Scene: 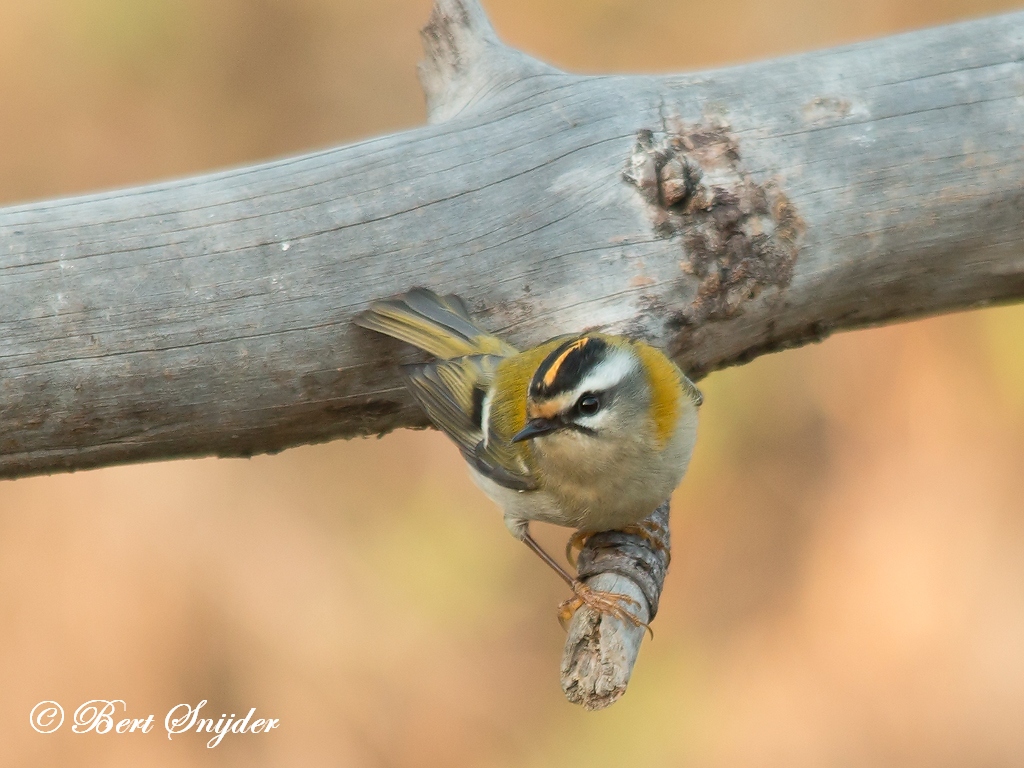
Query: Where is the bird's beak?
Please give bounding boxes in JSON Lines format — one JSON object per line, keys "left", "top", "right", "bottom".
{"left": 511, "top": 417, "right": 558, "bottom": 443}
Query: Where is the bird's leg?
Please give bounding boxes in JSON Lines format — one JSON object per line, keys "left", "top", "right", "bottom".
{"left": 565, "top": 515, "right": 672, "bottom": 569}
{"left": 521, "top": 529, "right": 648, "bottom": 633}
{"left": 521, "top": 529, "right": 576, "bottom": 587}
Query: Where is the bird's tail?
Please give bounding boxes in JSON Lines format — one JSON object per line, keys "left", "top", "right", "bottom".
{"left": 353, "top": 288, "right": 516, "bottom": 359}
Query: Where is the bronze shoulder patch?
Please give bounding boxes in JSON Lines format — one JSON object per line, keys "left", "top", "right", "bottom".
{"left": 632, "top": 342, "right": 683, "bottom": 447}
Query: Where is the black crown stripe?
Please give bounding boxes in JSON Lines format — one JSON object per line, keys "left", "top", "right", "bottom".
{"left": 530, "top": 336, "right": 608, "bottom": 398}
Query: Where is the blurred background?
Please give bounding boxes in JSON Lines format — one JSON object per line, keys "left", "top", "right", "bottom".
{"left": 2, "top": 0, "right": 1024, "bottom": 765}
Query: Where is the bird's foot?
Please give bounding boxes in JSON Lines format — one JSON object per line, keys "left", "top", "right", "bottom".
{"left": 558, "top": 581, "right": 652, "bottom": 638}
{"left": 564, "top": 530, "right": 592, "bottom": 568}
{"left": 565, "top": 518, "right": 671, "bottom": 569}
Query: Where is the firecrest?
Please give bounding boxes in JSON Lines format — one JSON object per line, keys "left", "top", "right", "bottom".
{"left": 355, "top": 289, "right": 701, "bottom": 627}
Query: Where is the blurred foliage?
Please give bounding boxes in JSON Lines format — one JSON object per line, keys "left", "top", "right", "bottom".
{"left": 980, "top": 304, "right": 1024, "bottom": 416}
{"left": 1, "top": 0, "right": 1024, "bottom": 766}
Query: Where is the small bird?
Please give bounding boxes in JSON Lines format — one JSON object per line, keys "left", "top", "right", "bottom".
{"left": 355, "top": 289, "right": 701, "bottom": 627}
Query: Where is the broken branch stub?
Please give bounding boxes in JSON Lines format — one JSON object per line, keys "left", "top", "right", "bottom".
{"left": 418, "top": 0, "right": 558, "bottom": 122}
{"left": 560, "top": 502, "right": 671, "bottom": 710}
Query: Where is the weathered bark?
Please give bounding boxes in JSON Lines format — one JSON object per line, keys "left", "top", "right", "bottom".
{"left": 1, "top": 1, "right": 1022, "bottom": 478}
{"left": 2, "top": 0, "right": 1023, "bottom": 708}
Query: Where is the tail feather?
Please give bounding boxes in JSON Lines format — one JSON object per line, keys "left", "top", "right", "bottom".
{"left": 354, "top": 288, "right": 515, "bottom": 359}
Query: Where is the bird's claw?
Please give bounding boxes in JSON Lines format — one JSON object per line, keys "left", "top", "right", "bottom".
{"left": 565, "top": 519, "right": 671, "bottom": 569}
{"left": 558, "top": 581, "right": 652, "bottom": 638}
{"left": 564, "top": 530, "right": 592, "bottom": 568}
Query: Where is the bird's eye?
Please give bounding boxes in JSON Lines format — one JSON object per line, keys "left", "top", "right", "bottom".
{"left": 576, "top": 394, "right": 601, "bottom": 416}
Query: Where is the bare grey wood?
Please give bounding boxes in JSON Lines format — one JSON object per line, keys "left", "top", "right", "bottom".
{"left": 561, "top": 572, "right": 649, "bottom": 708}
{"left": 2, "top": 1, "right": 1023, "bottom": 479}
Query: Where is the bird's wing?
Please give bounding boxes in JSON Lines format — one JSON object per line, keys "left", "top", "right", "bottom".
{"left": 354, "top": 288, "right": 517, "bottom": 359}
{"left": 402, "top": 355, "right": 537, "bottom": 491}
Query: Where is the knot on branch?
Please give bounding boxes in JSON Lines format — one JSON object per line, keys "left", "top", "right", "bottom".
{"left": 623, "top": 119, "right": 806, "bottom": 331}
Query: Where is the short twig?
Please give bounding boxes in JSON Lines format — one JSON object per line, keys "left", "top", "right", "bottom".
{"left": 559, "top": 502, "right": 671, "bottom": 709}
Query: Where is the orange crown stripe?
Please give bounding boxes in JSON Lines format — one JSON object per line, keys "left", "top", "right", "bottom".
{"left": 542, "top": 337, "right": 589, "bottom": 387}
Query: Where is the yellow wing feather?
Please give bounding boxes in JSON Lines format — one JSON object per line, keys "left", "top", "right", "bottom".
{"left": 353, "top": 288, "right": 516, "bottom": 359}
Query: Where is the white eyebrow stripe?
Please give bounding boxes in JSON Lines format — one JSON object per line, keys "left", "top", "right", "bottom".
{"left": 566, "top": 351, "right": 637, "bottom": 400}
{"left": 481, "top": 386, "right": 495, "bottom": 448}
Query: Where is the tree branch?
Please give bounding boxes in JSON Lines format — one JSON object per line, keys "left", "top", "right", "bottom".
{"left": 2, "top": 1, "right": 1022, "bottom": 479}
